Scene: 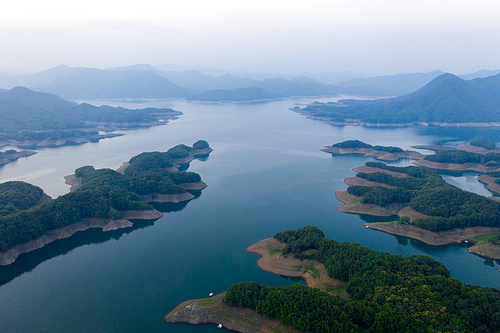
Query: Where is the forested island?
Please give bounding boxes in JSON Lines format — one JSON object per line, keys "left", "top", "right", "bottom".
{"left": 321, "top": 140, "right": 423, "bottom": 161}
{"left": 292, "top": 73, "right": 500, "bottom": 126}
{"left": 0, "top": 140, "right": 211, "bottom": 265}
{"left": 165, "top": 226, "right": 500, "bottom": 332}
{"left": 0, "top": 149, "right": 37, "bottom": 166}
{"left": 0, "top": 86, "right": 181, "bottom": 148}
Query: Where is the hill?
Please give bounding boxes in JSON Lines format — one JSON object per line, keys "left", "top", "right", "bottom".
{"left": 0, "top": 87, "right": 181, "bottom": 147}
{"left": 186, "top": 87, "right": 280, "bottom": 102}
{"left": 337, "top": 70, "right": 445, "bottom": 96}
{"left": 296, "top": 73, "right": 500, "bottom": 125}
{"left": 32, "top": 68, "right": 191, "bottom": 99}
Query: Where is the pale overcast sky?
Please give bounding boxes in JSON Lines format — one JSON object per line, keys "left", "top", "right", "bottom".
{"left": 1, "top": 0, "right": 500, "bottom": 75}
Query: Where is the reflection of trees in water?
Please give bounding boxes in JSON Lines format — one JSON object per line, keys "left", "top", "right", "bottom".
{"left": 0, "top": 191, "right": 202, "bottom": 287}
{"left": 358, "top": 214, "right": 398, "bottom": 223}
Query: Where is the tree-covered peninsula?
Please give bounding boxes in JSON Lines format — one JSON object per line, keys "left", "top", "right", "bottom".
{"left": 166, "top": 226, "right": 500, "bottom": 333}
{"left": 0, "top": 141, "right": 211, "bottom": 265}
{"left": 0, "top": 86, "right": 182, "bottom": 148}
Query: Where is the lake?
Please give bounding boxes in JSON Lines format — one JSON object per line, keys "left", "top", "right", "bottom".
{"left": 1, "top": 98, "right": 499, "bottom": 332}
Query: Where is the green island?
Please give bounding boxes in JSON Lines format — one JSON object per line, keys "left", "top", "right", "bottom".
{"left": 321, "top": 140, "right": 424, "bottom": 161}
{"left": 0, "top": 86, "right": 182, "bottom": 148}
{"left": 0, "top": 140, "right": 211, "bottom": 266}
{"left": 291, "top": 73, "right": 500, "bottom": 126}
{"left": 165, "top": 225, "right": 500, "bottom": 332}
{"left": 0, "top": 149, "right": 37, "bottom": 166}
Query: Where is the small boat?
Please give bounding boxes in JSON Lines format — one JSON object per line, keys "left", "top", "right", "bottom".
{"left": 464, "top": 240, "right": 468, "bottom": 243}
{"left": 365, "top": 225, "right": 369, "bottom": 229}
{"left": 209, "top": 293, "right": 214, "bottom": 297}
{"left": 218, "top": 323, "right": 223, "bottom": 329}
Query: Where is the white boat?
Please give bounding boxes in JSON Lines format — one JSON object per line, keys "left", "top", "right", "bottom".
{"left": 218, "top": 323, "right": 223, "bottom": 328}
{"left": 209, "top": 293, "right": 214, "bottom": 297}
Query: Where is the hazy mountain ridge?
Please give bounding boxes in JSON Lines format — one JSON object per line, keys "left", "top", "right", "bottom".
{"left": 299, "top": 73, "right": 500, "bottom": 124}
{"left": 0, "top": 65, "right": 499, "bottom": 102}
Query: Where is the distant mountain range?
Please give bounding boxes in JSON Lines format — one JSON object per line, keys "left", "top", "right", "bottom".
{"left": 0, "top": 65, "right": 499, "bottom": 102}
{"left": 295, "top": 73, "right": 500, "bottom": 125}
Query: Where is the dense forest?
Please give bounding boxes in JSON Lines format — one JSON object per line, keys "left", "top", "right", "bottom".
{"left": 423, "top": 149, "right": 500, "bottom": 166}
{"left": 330, "top": 140, "right": 404, "bottom": 153}
{"left": 0, "top": 141, "right": 209, "bottom": 252}
{"left": 224, "top": 225, "right": 500, "bottom": 333}
{"left": 346, "top": 162, "right": 500, "bottom": 231}
{"left": 470, "top": 139, "right": 496, "bottom": 150}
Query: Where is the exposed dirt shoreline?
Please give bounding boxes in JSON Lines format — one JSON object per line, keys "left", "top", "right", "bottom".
{"left": 0, "top": 209, "right": 163, "bottom": 266}
{"left": 164, "top": 237, "right": 348, "bottom": 332}
{"left": 321, "top": 146, "right": 424, "bottom": 161}
{"left": 336, "top": 167, "right": 500, "bottom": 259}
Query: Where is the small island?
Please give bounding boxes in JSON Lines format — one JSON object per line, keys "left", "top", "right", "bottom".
{"left": 321, "top": 140, "right": 424, "bottom": 161}
{"left": 165, "top": 225, "right": 500, "bottom": 333}
{"left": 0, "top": 140, "right": 211, "bottom": 266}
{"left": 0, "top": 149, "right": 37, "bottom": 166}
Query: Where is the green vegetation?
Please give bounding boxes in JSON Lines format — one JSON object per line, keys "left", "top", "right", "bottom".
{"left": 225, "top": 226, "right": 500, "bottom": 333}
{"left": 297, "top": 73, "right": 500, "bottom": 124}
{"left": 0, "top": 141, "right": 209, "bottom": 253}
{"left": 347, "top": 162, "right": 500, "bottom": 232}
{"left": 331, "top": 140, "right": 404, "bottom": 153}
{"left": 0, "top": 86, "right": 180, "bottom": 143}
{"left": 192, "top": 140, "right": 209, "bottom": 150}
{"left": 0, "top": 181, "right": 45, "bottom": 217}
{"left": 470, "top": 139, "right": 496, "bottom": 150}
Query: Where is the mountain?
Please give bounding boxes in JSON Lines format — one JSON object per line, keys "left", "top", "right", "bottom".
{"left": 337, "top": 70, "right": 445, "bottom": 96}
{"left": 459, "top": 69, "right": 500, "bottom": 80}
{"left": 295, "top": 71, "right": 367, "bottom": 85}
{"left": 32, "top": 69, "right": 191, "bottom": 100}
{"left": 0, "top": 65, "right": 85, "bottom": 90}
{"left": 298, "top": 73, "right": 500, "bottom": 124}
{"left": 158, "top": 71, "right": 258, "bottom": 92}
{"left": 253, "top": 78, "right": 340, "bottom": 97}
{"left": 186, "top": 87, "right": 280, "bottom": 102}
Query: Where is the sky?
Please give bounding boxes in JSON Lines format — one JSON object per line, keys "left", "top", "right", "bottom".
{"left": 1, "top": 0, "right": 500, "bottom": 75}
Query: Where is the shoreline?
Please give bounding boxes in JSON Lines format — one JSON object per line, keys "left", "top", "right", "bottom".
{"left": 366, "top": 222, "right": 500, "bottom": 246}
{"left": 164, "top": 237, "right": 348, "bottom": 332}
{"left": 164, "top": 292, "right": 303, "bottom": 333}
{"left": 291, "top": 109, "right": 500, "bottom": 127}
{"left": 321, "top": 146, "right": 424, "bottom": 161}
{"left": 0, "top": 209, "right": 163, "bottom": 266}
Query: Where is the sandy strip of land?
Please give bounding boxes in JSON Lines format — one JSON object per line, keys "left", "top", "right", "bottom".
{"left": 366, "top": 222, "right": 500, "bottom": 247}
{"left": 413, "top": 159, "right": 494, "bottom": 173}
{"left": 320, "top": 146, "right": 423, "bottom": 161}
{"left": 0, "top": 209, "right": 163, "bottom": 266}
{"left": 344, "top": 176, "right": 395, "bottom": 188}
{"left": 477, "top": 175, "right": 500, "bottom": 195}
{"left": 458, "top": 144, "right": 500, "bottom": 154}
{"left": 64, "top": 174, "right": 82, "bottom": 192}
{"left": 172, "top": 147, "right": 214, "bottom": 164}
{"left": 468, "top": 242, "right": 500, "bottom": 260}
{"left": 352, "top": 165, "right": 409, "bottom": 177}
{"left": 164, "top": 237, "right": 348, "bottom": 333}
{"left": 247, "top": 238, "right": 347, "bottom": 295}
{"left": 336, "top": 190, "right": 403, "bottom": 217}
{"left": 164, "top": 293, "right": 303, "bottom": 333}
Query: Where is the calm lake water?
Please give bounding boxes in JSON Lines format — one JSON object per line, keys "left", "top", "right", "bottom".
{"left": 1, "top": 98, "right": 500, "bottom": 333}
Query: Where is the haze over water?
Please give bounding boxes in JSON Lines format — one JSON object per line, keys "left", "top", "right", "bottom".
{"left": 1, "top": 98, "right": 499, "bottom": 332}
